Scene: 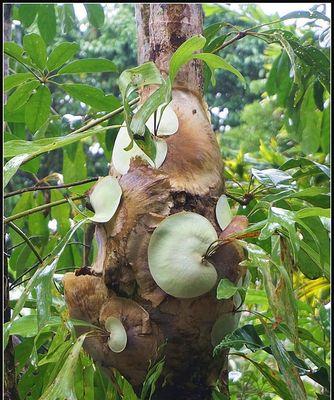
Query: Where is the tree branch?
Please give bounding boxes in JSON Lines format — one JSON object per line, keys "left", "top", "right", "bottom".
{"left": 7, "top": 222, "right": 43, "bottom": 263}
{"left": 211, "top": 31, "right": 248, "bottom": 54}
{"left": 4, "top": 195, "right": 85, "bottom": 224}
{"left": 4, "top": 177, "right": 99, "bottom": 198}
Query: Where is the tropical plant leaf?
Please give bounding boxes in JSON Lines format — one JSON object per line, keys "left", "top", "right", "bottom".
{"left": 25, "top": 85, "right": 51, "bottom": 133}
{"left": 58, "top": 58, "right": 117, "bottom": 74}
{"left": 47, "top": 42, "right": 80, "bottom": 71}
{"left": 23, "top": 33, "right": 47, "bottom": 70}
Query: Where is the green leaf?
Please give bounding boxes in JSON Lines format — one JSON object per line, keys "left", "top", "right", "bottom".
{"left": 37, "top": 5, "right": 57, "bottom": 44}
{"left": 6, "top": 80, "right": 40, "bottom": 112}
{"left": 203, "top": 22, "right": 225, "bottom": 42}
{"left": 281, "top": 10, "right": 330, "bottom": 23}
{"left": 4, "top": 104, "right": 26, "bottom": 123}
{"left": 280, "top": 30, "right": 329, "bottom": 91}
{"left": 266, "top": 54, "right": 280, "bottom": 96}
{"left": 296, "top": 207, "right": 330, "bottom": 219}
{"left": 61, "top": 83, "right": 120, "bottom": 111}
{"left": 276, "top": 51, "right": 292, "bottom": 107}
{"left": 140, "top": 358, "right": 165, "bottom": 400}
{"left": 214, "top": 324, "right": 267, "bottom": 354}
{"left": 4, "top": 72, "right": 35, "bottom": 92}
{"left": 84, "top": 4, "right": 105, "bottom": 28}
{"left": 260, "top": 207, "right": 300, "bottom": 258}
{"left": 244, "top": 358, "right": 294, "bottom": 400}
{"left": 4, "top": 41, "right": 32, "bottom": 66}
{"left": 5, "top": 315, "right": 38, "bottom": 337}
{"left": 62, "top": 4, "right": 76, "bottom": 33}
{"left": 4, "top": 125, "right": 117, "bottom": 186}
{"left": 321, "top": 105, "right": 330, "bottom": 153}
{"left": 194, "top": 53, "right": 245, "bottom": 86}
{"left": 262, "top": 321, "right": 307, "bottom": 400}
{"left": 46, "top": 42, "right": 80, "bottom": 71}
{"left": 58, "top": 58, "right": 117, "bottom": 74}
{"left": 119, "top": 62, "right": 163, "bottom": 99}
{"left": 5, "top": 125, "right": 117, "bottom": 159}
{"left": 169, "top": 35, "right": 206, "bottom": 83}
{"left": 18, "top": 4, "right": 39, "bottom": 27}
{"left": 204, "top": 34, "right": 228, "bottom": 53}
{"left": 39, "top": 334, "right": 88, "bottom": 400}
{"left": 280, "top": 157, "right": 330, "bottom": 177}
{"left": 134, "top": 128, "right": 157, "bottom": 161}
{"left": 130, "top": 85, "right": 168, "bottom": 136}
{"left": 23, "top": 33, "right": 47, "bottom": 70}
{"left": 4, "top": 219, "right": 88, "bottom": 346}
{"left": 313, "top": 80, "right": 325, "bottom": 111}
{"left": 252, "top": 168, "right": 292, "bottom": 187}
{"left": 25, "top": 85, "right": 51, "bottom": 133}
{"left": 217, "top": 278, "right": 239, "bottom": 300}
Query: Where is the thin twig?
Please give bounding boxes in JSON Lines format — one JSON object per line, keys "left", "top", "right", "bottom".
{"left": 7, "top": 222, "right": 43, "bottom": 263}
{"left": 9, "top": 254, "right": 50, "bottom": 290}
{"left": 5, "top": 177, "right": 98, "bottom": 198}
{"left": 4, "top": 195, "right": 85, "bottom": 224}
{"left": 4, "top": 51, "right": 42, "bottom": 82}
{"left": 225, "top": 191, "right": 254, "bottom": 206}
{"left": 212, "top": 30, "right": 248, "bottom": 54}
{"left": 66, "top": 96, "right": 139, "bottom": 135}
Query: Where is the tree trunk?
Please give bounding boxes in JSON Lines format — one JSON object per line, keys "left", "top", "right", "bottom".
{"left": 64, "top": 4, "right": 246, "bottom": 399}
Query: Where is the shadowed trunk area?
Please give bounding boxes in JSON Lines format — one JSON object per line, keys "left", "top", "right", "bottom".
{"left": 64, "top": 4, "right": 246, "bottom": 399}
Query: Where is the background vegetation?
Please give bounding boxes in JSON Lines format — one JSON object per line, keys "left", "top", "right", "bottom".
{"left": 4, "top": 3, "right": 330, "bottom": 399}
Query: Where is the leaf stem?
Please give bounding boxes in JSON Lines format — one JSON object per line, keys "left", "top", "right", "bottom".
{"left": 5, "top": 177, "right": 98, "bottom": 198}
{"left": 225, "top": 191, "right": 254, "bottom": 206}
{"left": 4, "top": 195, "right": 85, "bottom": 224}
{"left": 7, "top": 222, "right": 43, "bottom": 263}
{"left": 4, "top": 51, "right": 42, "bottom": 82}
{"left": 211, "top": 30, "right": 248, "bottom": 54}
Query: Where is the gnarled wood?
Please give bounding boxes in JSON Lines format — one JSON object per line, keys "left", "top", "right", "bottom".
{"left": 64, "top": 4, "right": 246, "bottom": 399}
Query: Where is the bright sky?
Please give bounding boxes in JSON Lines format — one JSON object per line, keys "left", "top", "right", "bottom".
{"left": 73, "top": 3, "right": 331, "bottom": 20}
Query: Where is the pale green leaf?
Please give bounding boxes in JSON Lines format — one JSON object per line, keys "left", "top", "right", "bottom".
{"left": 169, "top": 35, "right": 206, "bottom": 83}
{"left": 58, "top": 58, "right": 117, "bottom": 74}
{"left": 37, "top": 4, "right": 57, "bottom": 44}
{"left": 23, "top": 33, "right": 47, "bottom": 70}
{"left": 84, "top": 4, "right": 105, "bottom": 28}
{"left": 193, "top": 53, "right": 246, "bottom": 85}
{"left": 61, "top": 83, "right": 120, "bottom": 111}
{"left": 25, "top": 85, "right": 51, "bottom": 133}
{"left": 6, "top": 80, "right": 40, "bottom": 112}
{"left": 47, "top": 42, "right": 80, "bottom": 71}
{"left": 4, "top": 73, "right": 35, "bottom": 92}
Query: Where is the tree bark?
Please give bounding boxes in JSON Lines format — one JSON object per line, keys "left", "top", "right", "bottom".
{"left": 64, "top": 4, "right": 246, "bottom": 399}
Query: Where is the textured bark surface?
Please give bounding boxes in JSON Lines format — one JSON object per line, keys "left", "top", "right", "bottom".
{"left": 64, "top": 4, "right": 246, "bottom": 399}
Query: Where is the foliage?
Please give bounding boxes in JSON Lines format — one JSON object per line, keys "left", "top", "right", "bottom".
{"left": 3, "top": 3, "right": 330, "bottom": 400}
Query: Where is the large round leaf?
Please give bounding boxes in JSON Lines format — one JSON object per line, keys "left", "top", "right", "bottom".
{"left": 148, "top": 212, "right": 218, "bottom": 298}
{"left": 215, "top": 194, "right": 233, "bottom": 231}
{"left": 112, "top": 126, "right": 167, "bottom": 174}
{"left": 89, "top": 176, "right": 122, "bottom": 223}
{"left": 105, "top": 316, "right": 127, "bottom": 353}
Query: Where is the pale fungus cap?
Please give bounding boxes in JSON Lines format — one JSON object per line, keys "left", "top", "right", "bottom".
{"left": 215, "top": 194, "right": 233, "bottom": 231}
{"left": 148, "top": 212, "right": 219, "bottom": 298}
{"left": 105, "top": 316, "right": 127, "bottom": 353}
{"left": 88, "top": 176, "right": 122, "bottom": 223}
